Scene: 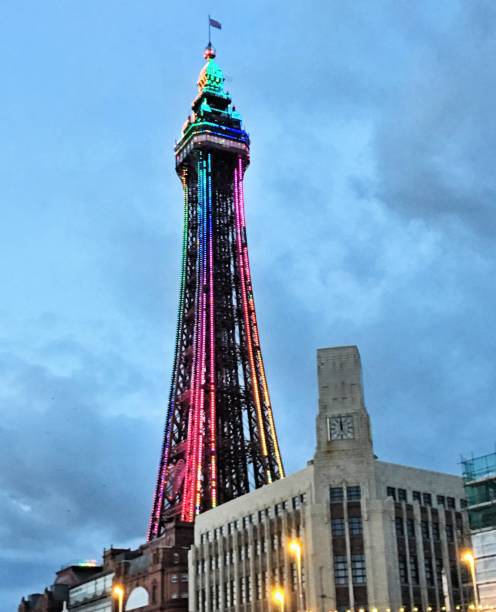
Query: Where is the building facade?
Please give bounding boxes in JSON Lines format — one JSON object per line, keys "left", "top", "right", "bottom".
{"left": 114, "top": 523, "right": 193, "bottom": 612}
{"left": 461, "top": 451, "right": 496, "bottom": 607}
{"left": 189, "top": 346, "right": 471, "bottom": 612}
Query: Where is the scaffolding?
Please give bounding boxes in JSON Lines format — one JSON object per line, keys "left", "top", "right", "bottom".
{"left": 461, "top": 449, "right": 496, "bottom": 607}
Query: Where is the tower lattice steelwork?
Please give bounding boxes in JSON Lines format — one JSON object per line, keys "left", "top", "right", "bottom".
{"left": 148, "top": 45, "right": 284, "bottom": 540}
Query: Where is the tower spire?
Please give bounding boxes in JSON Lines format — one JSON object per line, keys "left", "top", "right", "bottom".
{"left": 147, "top": 49, "right": 284, "bottom": 540}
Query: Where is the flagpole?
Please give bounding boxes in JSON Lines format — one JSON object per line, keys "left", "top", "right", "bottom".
{"left": 208, "top": 14, "right": 211, "bottom": 45}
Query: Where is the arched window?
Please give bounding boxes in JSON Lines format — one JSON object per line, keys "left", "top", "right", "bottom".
{"left": 152, "top": 582, "right": 157, "bottom": 604}
{"left": 125, "top": 586, "right": 149, "bottom": 610}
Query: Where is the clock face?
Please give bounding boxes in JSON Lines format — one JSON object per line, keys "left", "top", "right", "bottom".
{"left": 328, "top": 415, "right": 354, "bottom": 440}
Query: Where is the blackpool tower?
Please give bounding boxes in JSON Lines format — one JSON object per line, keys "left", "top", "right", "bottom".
{"left": 148, "top": 45, "right": 285, "bottom": 540}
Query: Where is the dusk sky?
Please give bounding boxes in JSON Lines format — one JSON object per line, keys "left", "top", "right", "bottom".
{"left": 2, "top": 1, "right": 496, "bottom": 609}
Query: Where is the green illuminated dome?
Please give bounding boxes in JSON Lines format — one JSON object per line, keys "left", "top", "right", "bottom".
{"left": 197, "top": 44, "right": 227, "bottom": 98}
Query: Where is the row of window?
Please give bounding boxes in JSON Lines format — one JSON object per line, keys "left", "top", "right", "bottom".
{"left": 331, "top": 516, "right": 363, "bottom": 537}
{"left": 200, "top": 494, "right": 307, "bottom": 543}
{"left": 387, "top": 487, "right": 466, "bottom": 509}
{"left": 197, "top": 566, "right": 302, "bottom": 611}
{"left": 398, "top": 554, "right": 461, "bottom": 588}
{"left": 334, "top": 554, "right": 367, "bottom": 585}
{"left": 395, "top": 517, "right": 463, "bottom": 542}
{"left": 198, "top": 530, "right": 301, "bottom": 572}
{"left": 330, "top": 486, "right": 361, "bottom": 502}
{"left": 170, "top": 574, "right": 188, "bottom": 583}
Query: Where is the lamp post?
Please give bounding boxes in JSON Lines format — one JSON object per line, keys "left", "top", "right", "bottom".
{"left": 461, "top": 550, "right": 480, "bottom": 610}
{"left": 289, "top": 539, "right": 304, "bottom": 611}
{"left": 272, "top": 587, "right": 285, "bottom": 612}
{"left": 112, "top": 584, "right": 124, "bottom": 612}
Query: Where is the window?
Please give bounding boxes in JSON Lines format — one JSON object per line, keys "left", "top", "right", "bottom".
{"left": 432, "top": 522, "right": 440, "bottom": 540}
{"left": 460, "top": 498, "right": 468, "bottom": 509}
{"left": 180, "top": 574, "right": 188, "bottom": 582}
{"left": 437, "top": 495, "right": 446, "bottom": 507}
{"left": 271, "top": 534, "right": 278, "bottom": 551}
{"left": 435, "top": 558, "right": 443, "bottom": 583}
{"left": 258, "top": 509, "right": 269, "bottom": 522}
{"left": 450, "top": 563, "right": 459, "bottom": 588}
{"left": 398, "top": 488, "right": 407, "bottom": 502}
{"left": 331, "top": 518, "right": 345, "bottom": 537}
{"left": 292, "top": 495, "right": 301, "bottom": 510}
{"left": 446, "top": 524, "right": 454, "bottom": 542}
{"left": 413, "top": 491, "right": 421, "bottom": 503}
{"left": 347, "top": 486, "right": 361, "bottom": 501}
{"left": 407, "top": 518, "right": 415, "bottom": 538}
{"left": 421, "top": 520, "right": 430, "bottom": 539}
{"left": 330, "top": 487, "right": 344, "bottom": 502}
{"left": 171, "top": 575, "right": 178, "bottom": 583}
{"left": 351, "top": 554, "right": 366, "bottom": 585}
{"left": 395, "top": 517, "right": 405, "bottom": 536}
{"left": 334, "top": 555, "right": 348, "bottom": 585}
{"left": 425, "top": 558, "right": 434, "bottom": 585}
{"left": 349, "top": 517, "right": 363, "bottom": 535}
{"left": 447, "top": 496, "right": 456, "bottom": 509}
{"left": 387, "top": 486, "right": 397, "bottom": 500}
{"left": 423, "top": 492, "right": 432, "bottom": 506}
{"left": 410, "top": 556, "right": 419, "bottom": 585}
{"left": 152, "top": 582, "right": 157, "bottom": 605}
{"left": 239, "top": 577, "right": 245, "bottom": 604}
{"left": 274, "top": 501, "right": 286, "bottom": 516}
{"left": 247, "top": 575, "right": 252, "bottom": 602}
{"left": 256, "top": 574, "right": 262, "bottom": 600}
{"left": 399, "top": 555, "right": 408, "bottom": 584}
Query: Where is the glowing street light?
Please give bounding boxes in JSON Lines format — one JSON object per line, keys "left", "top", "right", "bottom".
{"left": 289, "top": 538, "right": 304, "bottom": 611}
{"left": 272, "top": 587, "right": 285, "bottom": 612}
{"left": 461, "top": 549, "right": 480, "bottom": 610}
{"left": 112, "top": 584, "right": 124, "bottom": 612}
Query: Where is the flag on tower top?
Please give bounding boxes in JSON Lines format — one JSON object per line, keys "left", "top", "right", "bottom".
{"left": 209, "top": 17, "right": 222, "bottom": 30}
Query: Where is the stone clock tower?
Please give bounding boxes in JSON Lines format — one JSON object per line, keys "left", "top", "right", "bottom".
{"left": 314, "top": 345, "right": 374, "bottom": 461}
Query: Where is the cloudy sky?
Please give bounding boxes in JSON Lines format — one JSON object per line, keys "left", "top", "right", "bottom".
{"left": 2, "top": 0, "right": 496, "bottom": 608}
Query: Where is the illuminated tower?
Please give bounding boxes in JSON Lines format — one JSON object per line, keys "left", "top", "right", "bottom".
{"left": 148, "top": 45, "right": 284, "bottom": 540}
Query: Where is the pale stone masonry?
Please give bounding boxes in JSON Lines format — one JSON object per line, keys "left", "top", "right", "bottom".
{"left": 189, "top": 346, "right": 471, "bottom": 612}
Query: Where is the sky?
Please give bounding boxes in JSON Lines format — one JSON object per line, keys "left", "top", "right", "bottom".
{"left": 1, "top": 0, "right": 496, "bottom": 608}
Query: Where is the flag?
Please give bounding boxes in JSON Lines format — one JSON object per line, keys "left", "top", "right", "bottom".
{"left": 209, "top": 17, "right": 222, "bottom": 30}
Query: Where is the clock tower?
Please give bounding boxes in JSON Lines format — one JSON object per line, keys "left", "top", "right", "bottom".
{"left": 314, "top": 345, "right": 374, "bottom": 461}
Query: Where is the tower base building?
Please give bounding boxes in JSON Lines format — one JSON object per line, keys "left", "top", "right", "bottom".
{"left": 189, "top": 346, "right": 472, "bottom": 612}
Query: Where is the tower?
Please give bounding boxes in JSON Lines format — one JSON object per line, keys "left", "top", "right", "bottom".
{"left": 315, "top": 345, "right": 373, "bottom": 461}
{"left": 148, "top": 45, "right": 285, "bottom": 540}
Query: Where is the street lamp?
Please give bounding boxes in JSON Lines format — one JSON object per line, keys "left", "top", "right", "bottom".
{"left": 289, "top": 538, "right": 304, "bottom": 611}
{"left": 112, "top": 584, "right": 124, "bottom": 612}
{"left": 272, "top": 587, "right": 285, "bottom": 612}
{"left": 461, "top": 549, "right": 480, "bottom": 610}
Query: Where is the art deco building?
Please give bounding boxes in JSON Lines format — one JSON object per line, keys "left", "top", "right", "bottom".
{"left": 188, "top": 346, "right": 472, "bottom": 612}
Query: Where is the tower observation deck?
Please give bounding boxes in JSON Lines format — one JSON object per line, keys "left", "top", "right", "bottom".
{"left": 148, "top": 45, "right": 285, "bottom": 540}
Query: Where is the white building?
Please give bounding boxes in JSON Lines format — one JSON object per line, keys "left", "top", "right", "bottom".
{"left": 189, "top": 346, "right": 472, "bottom": 612}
